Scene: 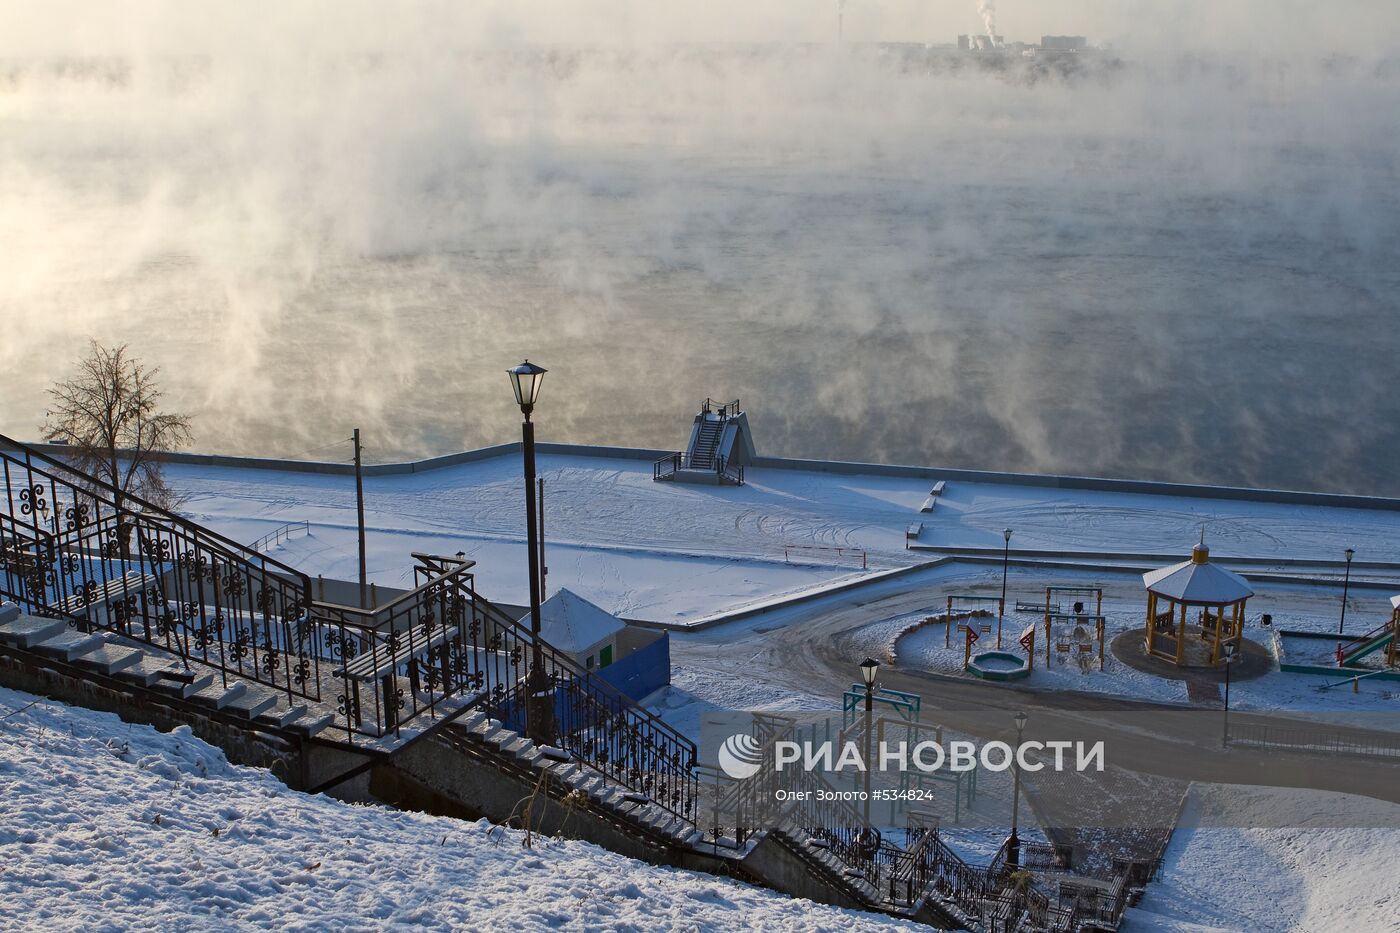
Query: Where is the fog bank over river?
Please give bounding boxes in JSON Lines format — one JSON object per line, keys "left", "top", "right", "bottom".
{"left": 2, "top": 3, "right": 1397, "bottom": 494}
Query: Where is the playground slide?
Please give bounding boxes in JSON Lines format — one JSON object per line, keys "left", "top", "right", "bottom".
{"left": 1340, "top": 626, "right": 1395, "bottom": 667}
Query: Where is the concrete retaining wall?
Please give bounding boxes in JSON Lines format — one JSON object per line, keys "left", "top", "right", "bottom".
{"left": 13, "top": 438, "right": 1400, "bottom": 513}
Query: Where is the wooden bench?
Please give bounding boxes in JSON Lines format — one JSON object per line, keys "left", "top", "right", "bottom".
{"left": 56, "top": 572, "right": 157, "bottom": 616}
{"left": 906, "top": 522, "right": 923, "bottom": 543}
{"left": 919, "top": 497, "right": 937, "bottom": 513}
{"left": 339, "top": 625, "right": 453, "bottom": 683}
{"left": 930, "top": 481, "right": 946, "bottom": 496}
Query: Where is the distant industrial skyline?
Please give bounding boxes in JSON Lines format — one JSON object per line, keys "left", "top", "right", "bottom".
{"left": 2, "top": 1, "right": 1398, "bottom": 57}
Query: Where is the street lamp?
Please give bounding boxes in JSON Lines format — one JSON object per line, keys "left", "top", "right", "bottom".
{"left": 508, "top": 360, "right": 553, "bottom": 745}
{"left": 1339, "top": 548, "right": 1355, "bottom": 636}
{"left": 999, "top": 528, "right": 1013, "bottom": 648}
{"left": 1221, "top": 640, "right": 1237, "bottom": 747}
{"left": 858, "top": 658, "right": 880, "bottom": 862}
{"left": 1009, "top": 711, "right": 1027, "bottom": 869}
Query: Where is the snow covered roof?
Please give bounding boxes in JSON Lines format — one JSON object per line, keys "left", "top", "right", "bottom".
{"left": 1391, "top": 595, "right": 1400, "bottom": 610}
{"left": 523, "top": 588, "right": 624, "bottom": 653}
{"left": 1143, "top": 544, "right": 1254, "bottom": 605}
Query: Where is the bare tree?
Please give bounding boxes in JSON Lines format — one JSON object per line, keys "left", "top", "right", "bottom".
{"left": 44, "top": 341, "right": 193, "bottom": 511}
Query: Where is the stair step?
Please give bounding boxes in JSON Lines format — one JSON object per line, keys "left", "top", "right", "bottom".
{"left": 288, "top": 711, "right": 336, "bottom": 737}
{"left": 256, "top": 704, "right": 310, "bottom": 729}
{"left": 72, "top": 644, "right": 144, "bottom": 676}
{"left": 32, "top": 629, "right": 105, "bottom": 662}
{"left": 154, "top": 667, "right": 217, "bottom": 698}
{"left": 112, "top": 657, "right": 169, "bottom": 688}
{"left": 0, "top": 613, "right": 67, "bottom": 648}
{"left": 191, "top": 680, "right": 247, "bottom": 709}
{"left": 223, "top": 689, "right": 279, "bottom": 720}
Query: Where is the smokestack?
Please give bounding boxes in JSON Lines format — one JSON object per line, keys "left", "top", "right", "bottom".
{"left": 976, "top": 0, "right": 1000, "bottom": 47}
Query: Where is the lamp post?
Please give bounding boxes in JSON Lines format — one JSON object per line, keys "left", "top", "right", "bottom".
{"left": 999, "top": 528, "right": 1013, "bottom": 648}
{"left": 508, "top": 360, "right": 553, "bottom": 745}
{"left": 1009, "top": 711, "right": 1027, "bottom": 869}
{"left": 1221, "top": 640, "right": 1236, "bottom": 747}
{"left": 858, "top": 657, "right": 880, "bottom": 863}
{"left": 1339, "top": 548, "right": 1355, "bottom": 636}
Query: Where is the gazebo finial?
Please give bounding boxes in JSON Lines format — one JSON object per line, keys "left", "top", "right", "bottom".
{"left": 1193, "top": 527, "right": 1209, "bottom": 564}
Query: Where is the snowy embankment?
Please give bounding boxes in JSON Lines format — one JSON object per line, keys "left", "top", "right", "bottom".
{"left": 0, "top": 686, "right": 917, "bottom": 932}
{"left": 1125, "top": 784, "right": 1400, "bottom": 931}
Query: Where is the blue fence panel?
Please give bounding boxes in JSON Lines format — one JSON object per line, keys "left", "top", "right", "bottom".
{"left": 598, "top": 632, "right": 670, "bottom": 702}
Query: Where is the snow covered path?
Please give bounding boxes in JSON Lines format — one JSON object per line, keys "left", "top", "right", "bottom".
{"left": 1125, "top": 784, "right": 1400, "bottom": 931}
{"left": 0, "top": 685, "right": 919, "bottom": 932}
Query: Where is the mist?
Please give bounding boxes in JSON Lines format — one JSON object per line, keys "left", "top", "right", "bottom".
{"left": 2, "top": 2, "right": 1398, "bottom": 493}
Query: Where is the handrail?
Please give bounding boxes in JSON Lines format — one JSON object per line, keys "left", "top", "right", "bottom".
{"left": 1, "top": 435, "right": 316, "bottom": 705}
{"left": 249, "top": 520, "right": 309, "bottom": 554}
{"left": 0, "top": 433, "right": 307, "bottom": 582}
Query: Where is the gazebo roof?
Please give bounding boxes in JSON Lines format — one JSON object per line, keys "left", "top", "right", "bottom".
{"left": 1391, "top": 595, "right": 1400, "bottom": 610}
{"left": 1143, "top": 544, "right": 1254, "bottom": 605}
{"left": 520, "top": 588, "right": 624, "bottom": 653}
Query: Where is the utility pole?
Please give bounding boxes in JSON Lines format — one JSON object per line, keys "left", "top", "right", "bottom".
{"left": 353, "top": 428, "right": 367, "bottom": 609}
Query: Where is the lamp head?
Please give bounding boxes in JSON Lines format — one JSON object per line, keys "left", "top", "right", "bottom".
{"left": 1014, "top": 711, "right": 1028, "bottom": 732}
{"left": 859, "top": 657, "right": 880, "bottom": 687}
{"left": 507, "top": 360, "right": 547, "bottom": 419}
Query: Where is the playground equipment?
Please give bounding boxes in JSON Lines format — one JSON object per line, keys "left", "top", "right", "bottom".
{"left": 966, "top": 650, "right": 1031, "bottom": 682}
{"left": 1143, "top": 542, "right": 1253, "bottom": 668}
{"left": 943, "top": 594, "right": 1002, "bottom": 648}
{"left": 1043, "top": 585, "right": 1105, "bottom": 670}
{"left": 1336, "top": 596, "right": 1399, "bottom": 668}
{"left": 1045, "top": 611, "right": 1107, "bottom": 671}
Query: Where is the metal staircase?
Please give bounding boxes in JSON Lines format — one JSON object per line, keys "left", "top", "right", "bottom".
{"left": 689, "top": 419, "right": 725, "bottom": 470}
{"left": 653, "top": 398, "right": 746, "bottom": 486}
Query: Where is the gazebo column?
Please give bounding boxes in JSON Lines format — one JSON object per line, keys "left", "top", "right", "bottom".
{"left": 1145, "top": 591, "right": 1157, "bottom": 655}
{"left": 1209, "top": 602, "right": 1224, "bottom": 665}
{"left": 1176, "top": 601, "right": 1187, "bottom": 665}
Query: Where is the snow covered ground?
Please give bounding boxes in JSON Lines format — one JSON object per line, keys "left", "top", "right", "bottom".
{"left": 1125, "top": 784, "right": 1400, "bottom": 931}
{"left": 0, "top": 684, "right": 922, "bottom": 932}
{"left": 919, "top": 481, "right": 1400, "bottom": 562}
{"left": 166, "top": 454, "right": 899, "bottom": 625}
{"left": 163, "top": 451, "right": 1400, "bottom": 627}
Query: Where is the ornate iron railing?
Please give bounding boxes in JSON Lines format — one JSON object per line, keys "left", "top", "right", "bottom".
{"left": 308, "top": 553, "right": 700, "bottom": 822}
{"left": 0, "top": 435, "right": 316, "bottom": 702}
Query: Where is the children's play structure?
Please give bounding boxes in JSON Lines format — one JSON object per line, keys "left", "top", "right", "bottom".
{"left": 1274, "top": 594, "right": 1400, "bottom": 683}
{"left": 1143, "top": 542, "right": 1253, "bottom": 667}
{"left": 1043, "top": 585, "right": 1106, "bottom": 671}
{"left": 943, "top": 594, "right": 1001, "bottom": 648}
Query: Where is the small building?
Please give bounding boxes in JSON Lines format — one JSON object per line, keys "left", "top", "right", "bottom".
{"left": 522, "top": 588, "right": 673, "bottom": 702}
{"left": 1143, "top": 542, "right": 1253, "bottom": 667}
{"left": 527, "top": 588, "right": 625, "bottom": 671}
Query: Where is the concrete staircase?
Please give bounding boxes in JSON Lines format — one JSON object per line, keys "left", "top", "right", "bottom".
{"left": 0, "top": 603, "right": 335, "bottom": 739}
{"left": 447, "top": 708, "right": 707, "bottom": 850}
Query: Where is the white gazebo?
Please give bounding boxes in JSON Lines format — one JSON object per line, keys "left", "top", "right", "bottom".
{"left": 523, "top": 588, "right": 625, "bottom": 671}
{"left": 1143, "top": 542, "right": 1253, "bottom": 667}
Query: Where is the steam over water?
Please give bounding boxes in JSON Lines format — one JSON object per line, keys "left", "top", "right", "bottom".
{"left": 2, "top": 17, "right": 1399, "bottom": 494}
